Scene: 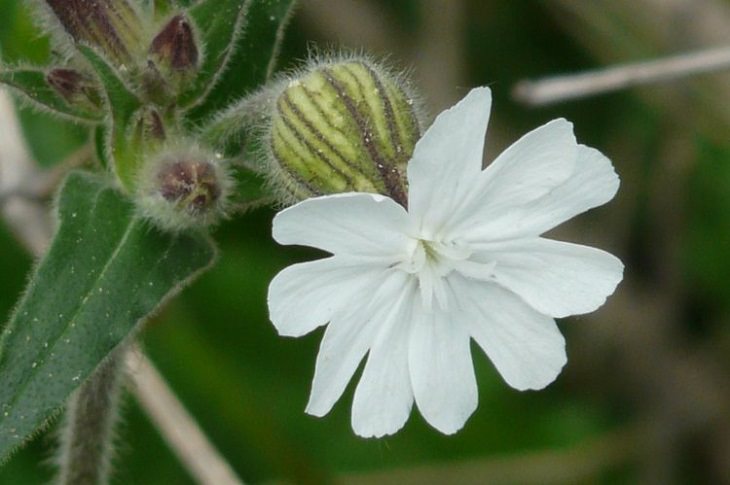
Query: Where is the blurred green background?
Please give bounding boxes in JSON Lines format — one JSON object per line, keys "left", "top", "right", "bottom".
{"left": 2, "top": 0, "right": 730, "bottom": 483}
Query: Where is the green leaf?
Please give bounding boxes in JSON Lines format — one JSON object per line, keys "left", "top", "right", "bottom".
{"left": 185, "top": 0, "right": 296, "bottom": 123}
{"left": 77, "top": 46, "right": 142, "bottom": 191}
{"left": 0, "top": 171, "right": 216, "bottom": 463}
{"left": 177, "top": 0, "right": 250, "bottom": 109}
{"left": 0, "top": 67, "right": 102, "bottom": 123}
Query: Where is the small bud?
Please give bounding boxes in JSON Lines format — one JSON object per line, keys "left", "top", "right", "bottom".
{"left": 142, "top": 14, "right": 199, "bottom": 101}
{"left": 149, "top": 15, "right": 199, "bottom": 76}
{"left": 264, "top": 57, "right": 423, "bottom": 205}
{"left": 46, "top": 68, "right": 102, "bottom": 109}
{"left": 136, "top": 145, "right": 232, "bottom": 231}
{"left": 45, "top": 0, "right": 144, "bottom": 65}
{"left": 131, "top": 106, "right": 166, "bottom": 148}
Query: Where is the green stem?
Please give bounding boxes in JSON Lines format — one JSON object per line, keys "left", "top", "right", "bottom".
{"left": 55, "top": 345, "right": 127, "bottom": 485}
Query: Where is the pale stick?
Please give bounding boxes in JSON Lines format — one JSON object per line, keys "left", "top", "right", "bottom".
{"left": 125, "top": 349, "right": 242, "bottom": 485}
{"left": 513, "top": 45, "right": 730, "bottom": 106}
{"left": 0, "top": 89, "right": 243, "bottom": 485}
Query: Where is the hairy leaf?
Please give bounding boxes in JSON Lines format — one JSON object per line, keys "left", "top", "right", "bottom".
{"left": 185, "top": 0, "right": 296, "bottom": 123}
{"left": 0, "top": 172, "right": 216, "bottom": 463}
{"left": 178, "top": 0, "right": 251, "bottom": 109}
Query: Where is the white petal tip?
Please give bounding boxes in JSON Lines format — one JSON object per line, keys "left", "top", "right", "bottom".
{"left": 430, "top": 419, "right": 467, "bottom": 436}
{"left": 505, "top": 356, "right": 567, "bottom": 391}
{"left": 304, "top": 405, "right": 329, "bottom": 418}
{"left": 353, "top": 423, "right": 407, "bottom": 439}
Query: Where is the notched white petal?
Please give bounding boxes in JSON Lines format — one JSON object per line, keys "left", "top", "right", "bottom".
{"left": 485, "top": 144, "right": 620, "bottom": 239}
{"left": 409, "top": 302, "right": 478, "bottom": 435}
{"left": 305, "top": 271, "right": 409, "bottom": 417}
{"left": 457, "top": 279, "right": 567, "bottom": 391}
{"left": 445, "top": 120, "right": 581, "bottom": 241}
{"left": 479, "top": 238, "right": 624, "bottom": 318}
{"left": 408, "top": 87, "right": 492, "bottom": 232}
{"left": 351, "top": 282, "right": 415, "bottom": 438}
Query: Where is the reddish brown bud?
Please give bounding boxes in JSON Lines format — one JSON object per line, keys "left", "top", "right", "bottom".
{"left": 45, "top": 0, "right": 144, "bottom": 65}
{"left": 132, "top": 106, "right": 166, "bottom": 147}
{"left": 136, "top": 146, "right": 232, "bottom": 231}
{"left": 157, "top": 160, "right": 221, "bottom": 214}
{"left": 47, "top": 68, "right": 101, "bottom": 108}
{"left": 149, "top": 15, "right": 199, "bottom": 74}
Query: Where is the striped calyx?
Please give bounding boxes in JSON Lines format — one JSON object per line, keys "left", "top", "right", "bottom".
{"left": 45, "top": 0, "right": 144, "bottom": 66}
{"left": 270, "top": 60, "right": 421, "bottom": 205}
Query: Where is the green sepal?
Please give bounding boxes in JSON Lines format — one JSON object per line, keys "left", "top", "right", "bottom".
{"left": 177, "top": 0, "right": 251, "bottom": 109}
{"left": 0, "top": 67, "right": 102, "bottom": 123}
{"left": 185, "top": 0, "right": 296, "bottom": 123}
{"left": 0, "top": 171, "right": 217, "bottom": 463}
{"left": 94, "top": 124, "right": 110, "bottom": 170}
{"left": 78, "top": 46, "right": 143, "bottom": 191}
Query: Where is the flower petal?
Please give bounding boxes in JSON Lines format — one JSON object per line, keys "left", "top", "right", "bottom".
{"left": 268, "top": 256, "right": 387, "bottom": 337}
{"left": 408, "top": 87, "right": 492, "bottom": 234}
{"left": 408, "top": 301, "right": 477, "bottom": 434}
{"left": 473, "top": 238, "right": 624, "bottom": 318}
{"left": 351, "top": 281, "right": 416, "bottom": 438}
{"left": 305, "top": 271, "right": 408, "bottom": 417}
{"left": 457, "top": 145, "right": 619, "bottom": 241}
{"left": 510, "top": 145, "right": 620, "bottom": 236}
{"left": 453, "top": 277, "right": 566, "bottom": 391}
{"left": 445, "top": 119, "right": 578, "bottom": 240}
{"left": 273, "top": 192, "right": 411, "bottom": 259}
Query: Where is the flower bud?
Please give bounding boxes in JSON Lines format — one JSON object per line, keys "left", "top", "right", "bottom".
{"left": 149, "top": 15, "right": 199, "bottom": 78}
{"left": 266, "top": 58, "right": 422, "bottom": 205}
{"left": 46, "top": 68, "right": 102, "bottom": 109}
{"left": 131, "top": 106, "right": 166, "bottom": 148}
{"left": 45, "top": 0, "right": 144, "bottom": 65}
{"left": 143, "top": 14, "right": 199, "bottom": 100}
{"left": 136, "top": 145, "right": 232, "bottom": 231}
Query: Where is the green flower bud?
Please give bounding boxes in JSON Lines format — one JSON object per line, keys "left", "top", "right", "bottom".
{"left": 45, "top": 0, "right": 145, "bottom": 66}
{"left": 266, "top": 58, "right": 423, "bottom": 205}
{"left": 136, "top": 145, "right": 232, "bottom": 231}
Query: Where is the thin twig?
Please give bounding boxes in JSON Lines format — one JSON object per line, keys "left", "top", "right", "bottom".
{"left": 342, "top": 424, "right": 646, "bottom": 485}
{"left": 513, "top": 45, "right": 730, "bottom": 106}
{"left": 0, "top": 89, "right": 243, "bottom": 485}
{"left": 125, "top": 349, "right": 243, "bottom": 485}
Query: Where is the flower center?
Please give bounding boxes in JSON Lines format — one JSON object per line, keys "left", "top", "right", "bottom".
{"left": 398, "top": 238, "right": 472, "bottom": 311}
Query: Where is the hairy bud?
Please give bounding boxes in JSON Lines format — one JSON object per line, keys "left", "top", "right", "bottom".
{"left": 149, "top": 15, "right": 199, "bottom": 76}
{"left": 143, "top": 14, "right": 199, "bottom": 99}
{"left": 45, "top": 0, "right": 144, "bottom": 65}
{"left": 136, "top": 146, "right": 232, "bottom": 231}
{"left": 47, "top": 68, "right": 102, "bottom": 109}
{"left": 263, "top": 57, "right": 423, "bottom": 205}
{"left": 131, "top": 106, "right": 166, "bottom": 151}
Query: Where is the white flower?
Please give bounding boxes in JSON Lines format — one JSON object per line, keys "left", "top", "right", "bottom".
{"left": 267, "top": 87, "right": 623, "bottom": 438}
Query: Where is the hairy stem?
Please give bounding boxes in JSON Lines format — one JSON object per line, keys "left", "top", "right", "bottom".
{"left": 55, "top": 345, "right": 127, "bottom": 485}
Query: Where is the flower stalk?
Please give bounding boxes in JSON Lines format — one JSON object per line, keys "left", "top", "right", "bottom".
{"left": 55, "top": 345, "right": 127, "bottom": 485}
